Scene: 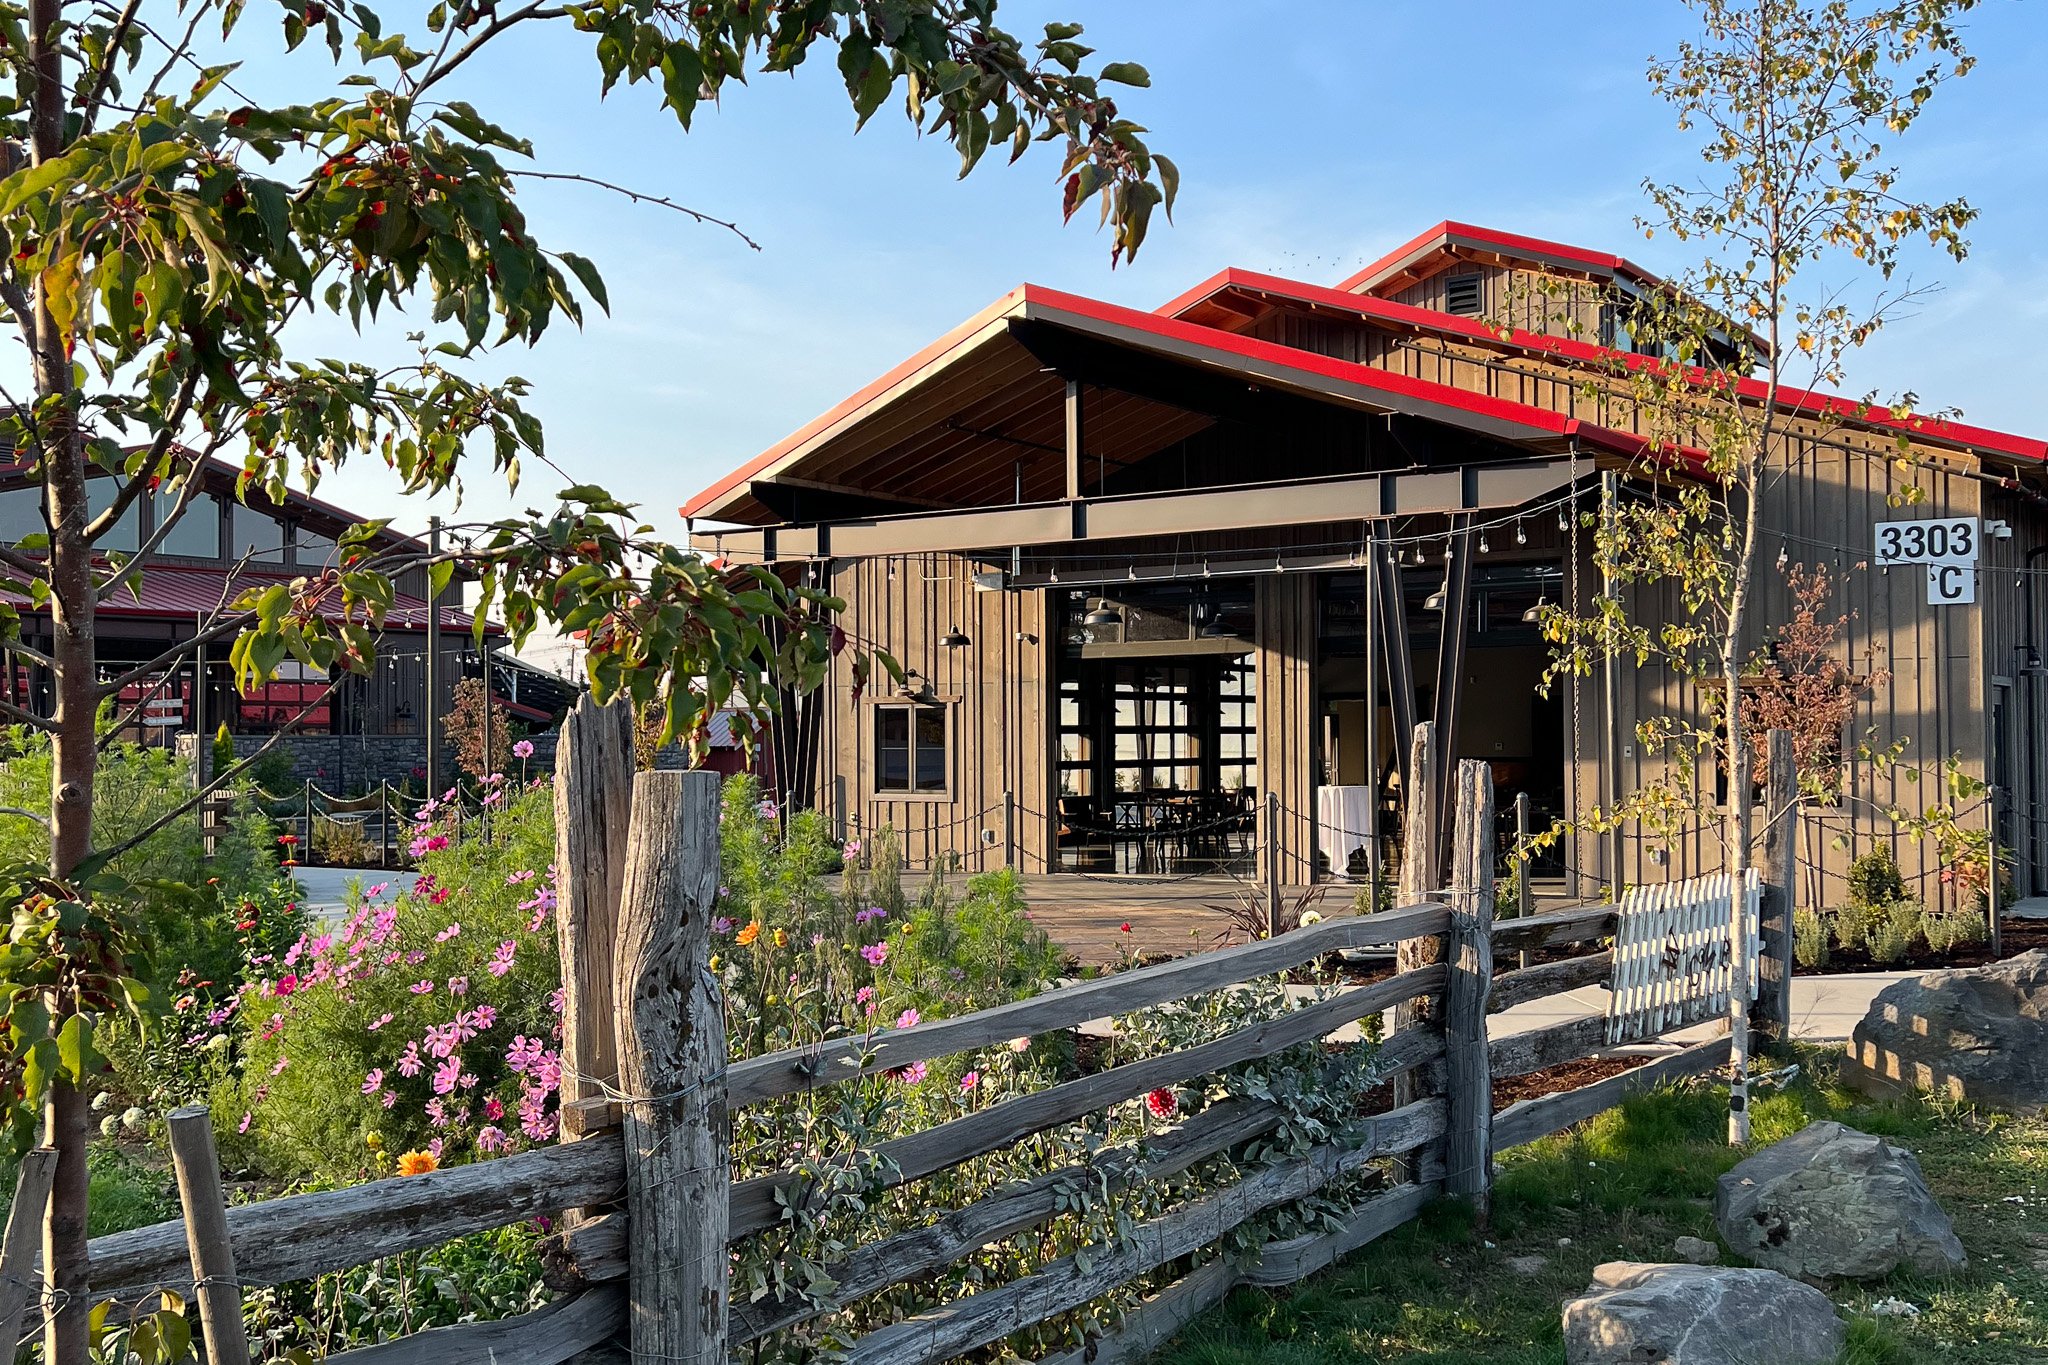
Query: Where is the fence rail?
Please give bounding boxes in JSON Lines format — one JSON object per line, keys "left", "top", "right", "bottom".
{"left": 8, "top": 709, "right": 1796, "bottom": 1365}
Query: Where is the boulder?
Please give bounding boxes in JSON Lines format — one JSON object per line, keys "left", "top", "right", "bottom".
{"left": 1671, "top": 1235, "right": 1720, "bottom": 1265}
{"left": 1714, "top": 1121, "right": 1964, "bottom": 1279}
{"left": 1846, "top": 949, "right": 2048, "bottom": 1113}
{"left": 1562, "top": 1262, "right": 1844, "bottom": 1365}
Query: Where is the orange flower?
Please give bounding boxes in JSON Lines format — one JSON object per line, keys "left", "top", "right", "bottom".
{"left": 735, "top": 921, "right": 761, "bottom": 947}
{"left": 395, "top": 1149, "right": 439, "bottom": 1177}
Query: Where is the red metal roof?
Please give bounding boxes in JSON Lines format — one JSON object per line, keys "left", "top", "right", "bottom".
{"left": 58, "top": 565, "right": 498, "bottom": 634}
{"left": 1156, "top": 266, "right": 2048, "bottom": 467}
{"left": 680, "top": 283, "right": 1685, "bottom": 522}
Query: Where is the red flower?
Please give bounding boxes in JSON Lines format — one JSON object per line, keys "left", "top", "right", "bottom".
{"left": 1119, "top": 922, "right": 1133, "bottom": 935}
{"left": 277, "top": 834, "right": 299, "bottom": 845}
{"left": 1145, "top": 1088, "right": 1178, "bottom": 1120}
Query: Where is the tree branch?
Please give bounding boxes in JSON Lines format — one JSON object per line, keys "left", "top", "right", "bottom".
{"left": 511, "top": 172, "right": 761, "bottom": 251}
{"left": 93, "top": 610, "right": 254, "bottom": 699}
{"left": 0, "top": 696, "right": 54, "bottom": 730}
{"left": 410, "top": 2, "right": 566, "bottom": 99}
{"left": 85, "top": 369, "right": 202, "bottom": 546}
{"left": 77, "top": 0, "right": 144, "bottom": 133}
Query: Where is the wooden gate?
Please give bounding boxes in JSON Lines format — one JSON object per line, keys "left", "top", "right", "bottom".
{"left": 1606, "top": 868, "right": 1760, "bottom": 1044}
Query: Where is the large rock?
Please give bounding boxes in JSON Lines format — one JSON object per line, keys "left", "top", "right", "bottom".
{"left": 1846, "top": 950, "right": 2048, "bottom": 1113}
{"left": 1562, "top": 1262, "right": 1844, "bottom": 1365}
{"left": 1714, "top": 1121, "right": 1964, "bottom": 1279}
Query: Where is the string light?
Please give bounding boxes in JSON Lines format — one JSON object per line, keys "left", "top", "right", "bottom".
{"left": 1478, "top": 531, "right": 1490, "bottom": 554}
{"left": 1516, "top": 521, "right": 1528, "bottom": 547}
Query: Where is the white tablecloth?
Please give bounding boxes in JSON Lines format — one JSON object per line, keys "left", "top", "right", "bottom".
{"left": 1316, "top": 785, "right": 1375, "bottom": 878}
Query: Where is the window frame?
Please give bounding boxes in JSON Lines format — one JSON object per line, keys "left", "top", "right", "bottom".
{"left": 870, "top": 700, "right": 955, "bottom": 800}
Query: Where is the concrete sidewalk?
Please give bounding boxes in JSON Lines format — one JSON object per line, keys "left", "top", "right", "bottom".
{"left": 1487, "top": 970, "right": 1916, "bottom": 1044}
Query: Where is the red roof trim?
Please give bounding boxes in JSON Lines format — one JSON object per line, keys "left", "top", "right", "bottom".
{"left": 684, "top": 280, "right": 1723, "bottom": 524}
{"left": 679, "top": 287, "right": 1029, "bottom": 520}
{"left": 1334, "top": 220, "right": 1663, "bottom": 296}
{"left": 1164, "top": 268, "right": 2048, "bottom": 466}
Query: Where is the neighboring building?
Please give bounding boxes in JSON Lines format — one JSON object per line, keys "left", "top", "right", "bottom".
{"left": 683, "top": 221, "right": 2048, "bottom": 905}
{"left": 0, "top": 454, "right": 573, "bottom": 774}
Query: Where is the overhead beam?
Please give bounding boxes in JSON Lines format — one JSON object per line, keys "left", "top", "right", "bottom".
{"left": 692, "top": 459, "right": 1576, "bottom": 565}
{"left": 1065, "top": 380, "right": 1084, "bottom": 501}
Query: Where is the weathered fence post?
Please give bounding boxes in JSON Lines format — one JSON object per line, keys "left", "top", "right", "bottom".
{"left": 614, "top": 769, "right": 728, "bottom": 1362}
{"left": 1758, "top": 728, "right": 1797, "bottom": 1043}
{"left": 1002, "top": 790, "right": 1016, "bottom": 871}
{"left": 1390, "top": 722, "right": 1440, "bottom": 1176}
{"left": 166, "top": 1106, "right": 252, "bottom": 1365}
{"left": 1443, "top": 760, "right": 1496, "bottom": 1223}
{"left": 0, "top": 1149, "right": 55, "bottom": 1352}
{"left": 553, "top": 694, "right": 637, "bottom": 1144}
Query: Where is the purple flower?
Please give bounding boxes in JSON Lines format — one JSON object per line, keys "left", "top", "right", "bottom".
{"left": 478, "top": 1124, "right": 508, "bottom": 1152}
{"left": 362, "top": 1068, "right": 384, "bottom": 1095}
{"left": 855, "top": 907, "right": 887, "bottom": 925}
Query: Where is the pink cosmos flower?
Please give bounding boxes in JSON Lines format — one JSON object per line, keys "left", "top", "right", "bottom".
{"left": 397, "top": 1042, "right": 424, "bottom": 1078}
{"left": 448, "top": 976, "right": 469, "bottom": 997}
{"left": 861, "top": 942, "right": 888, "bottom": 967}
{"left": 513, "top": 739, "right": 535, "bottom": 760}
{"left": 272, "top": 974, "right": 299, "bottom": 997}
{"left": 362, "top": 1069, "right": 384, "bottom": 1095}
{"left": 855, "top": 986, "right": 876, "bottom": 1005}
{"left": 368, "top": 1012, "right": 395, "bottom": 1031}
{"left": 477, "top": 1124, "right": 508, "bottom": 1152}
{"left": 238, "top": 1113, "right": 251, "bottom": 1134}
{"left": 270, "top": 1056, "right": 289, "bottom": 1076}
{"left": 432, "top": 1058, "right": 462, "bottom": 1095}
{"left": 896, "top": 1009, "right": 921, "bottom": 1030}
{"left": 960, "top": 1071, "right": 980, "bottom": 1093}
{"left": 895, "top": 1061, "right": 928, "bottom": 1085}
{"left": 484, "top": 1096, "right": 505, "bottom": 1121}
{"left": 435, "top": 922, "right": 462, "bottom": 943}
{"left": 410, "top": 980, "right": 434, "bottom": 995}
{"left": 381, "top": 1091, "right": 397, "bottom": 1110}
{"left": 487, "top": 942, "right": 517, "bottom": 978}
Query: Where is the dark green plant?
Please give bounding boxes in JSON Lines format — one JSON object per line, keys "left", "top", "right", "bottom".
{"left": 1793, "top": 905, "right": 1830, "bottom": 970}
{"left": 1847, "top": 845, "right": 1908, "bottom": 911}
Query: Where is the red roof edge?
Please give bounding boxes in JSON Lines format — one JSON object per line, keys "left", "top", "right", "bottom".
{"left": 1335, "top": 220, "right": 1656, "bottom": 295}
{"left": 1164, "top": 267, "right": 2047, "bottom": 466}
{"left": 680, "top": 286, "right": 1030, "bottom": 522}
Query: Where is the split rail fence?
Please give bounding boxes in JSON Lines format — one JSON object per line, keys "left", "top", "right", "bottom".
{"left": 0, "top": 703, "right": 1793, "bottom": 1365}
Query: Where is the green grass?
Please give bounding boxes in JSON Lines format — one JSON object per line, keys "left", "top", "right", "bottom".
{"left": 0, "top": 1141, "right": 178, "bottom": 1240}
{"left": 1160, "top": 1049, "right": 2047, "bottom": 1365}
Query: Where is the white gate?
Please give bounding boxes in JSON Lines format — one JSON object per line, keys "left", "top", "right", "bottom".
{"left": 1605, "top": 868, "right": 1761, "bottom": 1045}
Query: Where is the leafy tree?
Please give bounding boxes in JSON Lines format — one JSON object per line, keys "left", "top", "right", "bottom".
{"left": 1538, "top": 0, "right": 1976, "bottom": 1142}
{"left": 444, "top": 676, "right": 512, "bottom": 783}
{"left": 0, "top": 1, "right": 1175, "bottom": 1356}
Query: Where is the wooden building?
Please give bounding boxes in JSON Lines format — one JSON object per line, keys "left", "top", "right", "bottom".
{"left": 684, "top": 222, "right": 2048, "bottom": 909}
{"left": 0, "top": 454, "right": 537, "bottom": 747}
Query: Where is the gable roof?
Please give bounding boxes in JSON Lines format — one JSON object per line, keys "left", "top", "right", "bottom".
{"left": 1158, "top": 266, "right": 2048, "bottom": 468}
{"left": 679, "top": 282, "right": 1673, "bottom": 525}
{"left": 1334, "top": 219, "right": 1669, "bottom": 298}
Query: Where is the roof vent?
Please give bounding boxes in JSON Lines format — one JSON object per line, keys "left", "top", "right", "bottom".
{"left": 1443, "top": 273, "right": 1482, "bottom": 317}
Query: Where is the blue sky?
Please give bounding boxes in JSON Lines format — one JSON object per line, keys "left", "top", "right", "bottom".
{"left": 136, "top": 2, "right": 2048, "bottom": 546}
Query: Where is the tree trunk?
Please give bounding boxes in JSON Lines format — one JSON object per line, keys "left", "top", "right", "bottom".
{"left": 28, "top": 0, "right": 97, "bottom": 1351}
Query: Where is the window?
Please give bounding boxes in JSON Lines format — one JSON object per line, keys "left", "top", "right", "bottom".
{"left": 232, "top": 504, "right": 285, "bottom": 563}
{"left": 295, "top": 526, "right": 336, "bottom": 568}
{"left": 156, "top": 493, "right": 223, "bottom": 559}
{"left": 874, "top": 704, "right": 950, "bottom": 795}
{"left": 0, "top": 487, "right": 41, "bottom": 546}
{"left": 87, "top": 479, "right": 139, "bottom": 552}
{"left": 1443, "top": 273, "right": 1483, "bottom": 317}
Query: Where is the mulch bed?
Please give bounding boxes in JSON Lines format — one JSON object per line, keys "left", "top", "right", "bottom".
{"left": 1813, "top": 915, "right": 2048, "bottom": 973}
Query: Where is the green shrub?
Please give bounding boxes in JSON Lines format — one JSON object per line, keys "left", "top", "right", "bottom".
{"left": 1846, "top": 845, "right": 1906, "bottom": 909}
{"left": 1923, "top": 906, "right": 1989, "bottom": 955}
{"left": 1884, "top": 898, "right": 1926, "bottom": 954}
{"left": 1867, "top": 914, "right": 1912, "bottom": 965}
{"left": 1829, "top": 901, "right": 1879, "bottom": 953}
{"left": 1793, "top": 906, "right": 1831, "bottom": 970}
{"left": 224, "top": 781, "right": 562, "bottom": 1181}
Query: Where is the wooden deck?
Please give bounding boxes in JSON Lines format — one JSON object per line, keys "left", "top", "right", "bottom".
{"left": 985, "top": 873, "right": 1581, "bottom": 966}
